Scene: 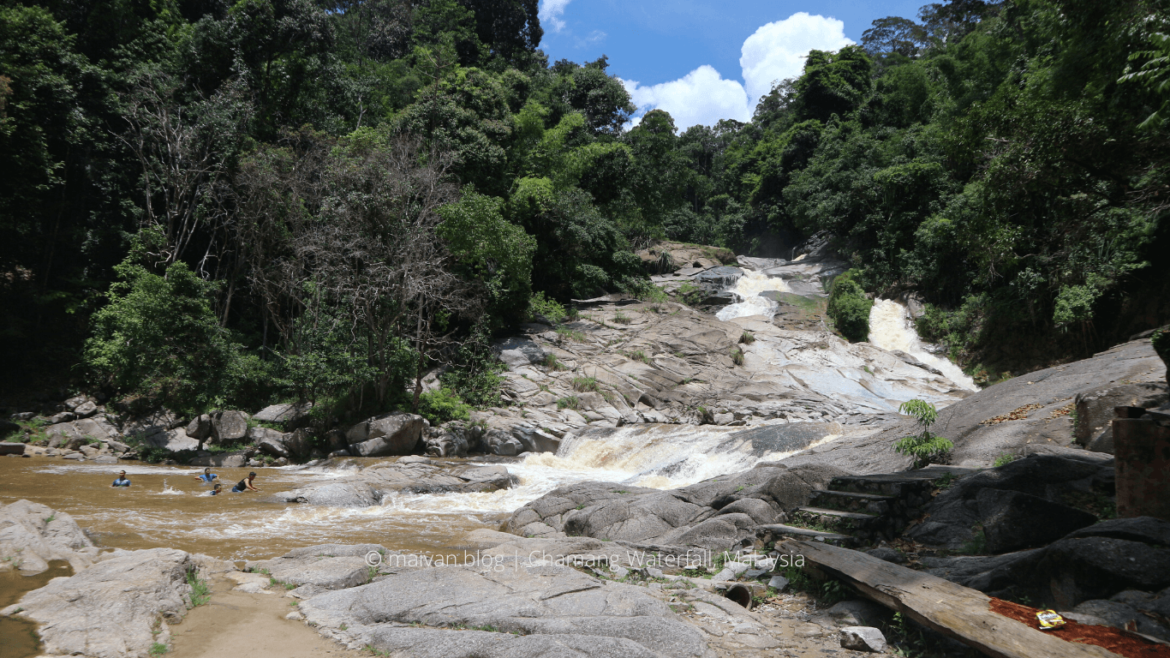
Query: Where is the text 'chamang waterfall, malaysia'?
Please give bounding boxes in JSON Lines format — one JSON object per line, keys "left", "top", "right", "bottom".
{"left": 2, "top": 1, "right": 1170, "bottom": 657}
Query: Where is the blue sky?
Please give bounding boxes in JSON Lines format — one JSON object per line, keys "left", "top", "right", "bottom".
{"left": 537, "top": 0, "right": 927, "bottom": 129}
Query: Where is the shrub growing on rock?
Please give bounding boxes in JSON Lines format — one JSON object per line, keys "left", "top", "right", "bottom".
{"left": 417, "top": 388, "right": 472, "bottom": 424}
{"left": 827, "top": 270, "right": 873, "bottom": 342}
{"left": 894, "top": 399, "right": 954, "bottom": 468}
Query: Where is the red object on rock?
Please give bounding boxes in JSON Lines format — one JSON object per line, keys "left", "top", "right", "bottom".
{"left": 989, "top": 598, "right": 1170, "bottom": 658}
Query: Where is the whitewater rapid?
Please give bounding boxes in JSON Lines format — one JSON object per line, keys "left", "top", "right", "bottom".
{"left": 715, "top": 270, "right": 791, "bottom": 321}
{"left": 868, "top": 298, "right": 978, "bottom": 391}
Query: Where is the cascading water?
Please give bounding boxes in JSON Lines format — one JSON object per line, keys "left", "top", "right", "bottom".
{"left": 715, "top": 270, "right": 791, "bottom": 321}
{"left": 868, "top": 298, "right": 978, "bottom": 391}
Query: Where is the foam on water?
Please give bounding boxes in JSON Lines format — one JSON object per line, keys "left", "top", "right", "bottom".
{"left": 869, "top": 298, "right": 978, "bottom": 391}
{"left": 716, "top": 270, "right": 791, "bottom": 321}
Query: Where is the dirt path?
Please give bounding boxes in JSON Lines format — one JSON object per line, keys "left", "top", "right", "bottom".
{"left": 168, "top": 577, "right": 364, "bottom": 658}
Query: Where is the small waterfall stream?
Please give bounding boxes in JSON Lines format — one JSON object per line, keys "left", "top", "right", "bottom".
{"left": 715, "top": 270, "right": 791, "bottom": 321}
{"left": 868, "top": 298, "right": 978, "bottom": 391}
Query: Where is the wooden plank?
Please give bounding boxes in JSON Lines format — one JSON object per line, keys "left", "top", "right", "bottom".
{"left": 776, "top": 539, "right": 1121, "bottom": 658}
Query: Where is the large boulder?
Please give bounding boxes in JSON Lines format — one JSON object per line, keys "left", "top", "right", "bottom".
{"left": 251, "top": 426, "right": 312, "bottom": 460}
{"left": 424, "top": 425, "right": 473, "bottom": 458}
{"left": 907, "top": 453, "right": 1113, "bottom": 550}
{"left": 346, "top": 413, "right": 424, "bottom": 457}
{"left": 976, "top": 489, "right": 1097, "bottom": 554}
{"left": 141, "top": 427, "right": 199, "bottom": 453}
{"left": 1074, "top": 382, "right": 1168, "bottom": 453}
{"left": 0, "top": 548, "right": 197, "bottom": 658}
{"left": 210, "top": 410, "right": 250, "bottom": 443}
{"left": 253, "top": 402, "right": 313, "bottom": 430}
{"left": 483, "top": 428, "right": 523, "bottom": 456}
{"left": 298, "top": 557, "right": 712, "bottom": 658}
{"left": 185, "top": 414, "right": 211, "bottom": 441}
{"left": 511, "top": 424, "right": 561, "bottom": 453}
{"left": 0, "top": 500, "right": 97, "bottom": 574}
{"left": 46, "top": 416, "right": 119, "bottom": 448}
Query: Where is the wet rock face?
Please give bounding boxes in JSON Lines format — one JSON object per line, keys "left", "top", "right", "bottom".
{"left": 279, "top": 458, "right": 516, "bottom": 507}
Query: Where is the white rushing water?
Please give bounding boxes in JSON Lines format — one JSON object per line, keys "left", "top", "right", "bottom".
{"left": 715, "top": 270, "right": 791, "bottom": 321}
{"left": 868, "top": 298, "right": 978, "bottom": 391}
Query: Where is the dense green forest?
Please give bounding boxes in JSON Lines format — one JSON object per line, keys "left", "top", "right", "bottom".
{"left": 1, "top": 0, "right": 1168, "bottom": 418}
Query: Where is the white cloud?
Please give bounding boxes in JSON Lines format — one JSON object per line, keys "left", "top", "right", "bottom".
{"left": 623, "top": 13, "right": 853, "bottom": 130}
{"left": 540, "top": 0, "right": 572, "bottom": 33}
{"left": 622, "top": 67, "right": 753, "bottom": 131}
{"left": 740, "top": 12, "right": 852, "bottom": 101}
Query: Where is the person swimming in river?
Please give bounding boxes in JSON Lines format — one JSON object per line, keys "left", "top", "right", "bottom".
{"left": 232, "top": 472, "right": 260, "bottom": 493}
{"left": 112, "top": 471, "right": 131, "bottom": 487}
{"left": 209, "top": 483, "right": 224, "bottom": 496}
{"left": 195, "top": 467, "right": 217, "bottom": 484}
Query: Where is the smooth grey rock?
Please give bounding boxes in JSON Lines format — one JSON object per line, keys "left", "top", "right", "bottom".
{"left": 864, "top": 547, "right": 907, "bottom": 564}
{"left": 495, "top": 337, "right": 547, "bottom": 370}
{"left": 0, "top": 500, "right": 96, "bottom": 574}
{"left": 142, "top": 427, "right": 199, "bottom": 453}
{"left": 0, "top": 548, "right": 195, "bottom": 658}
{"left": 1074, "top": 382, "right": 1167, "bottom": 453}
{"left": 0, "top": 442, "right": 25, "bottom": 455}
{"left": 253, "top": 402, "right": 313, "bottom": 429}
{"left": 210, "top": 410, "right": 249, "bottom": 443}
{"left": 346, "top": 412, "right": 424, "bottom": 456}
{"left": 511, "top": 424, "right": 561, "bottom": 453}
{"left": 247, "top": 551, "right": 371, "bottom": 591}
{"left": 73, "top": 400, "right": 99, "bottom": 418}
{"left": 976, "top": 489, "right": 1097, "bottom": 554}
{"left": 425, "top": 425, "right": 472, "bottom": 458}
{"left": 828, "top": 600, "right": 887, "bottom": 628}
{"left": 484, "top": 428, "right": 524, "bottom": 456}
{"left": 839, "top": 626, "right": 887, "bottom": 653}
{"left": 1039, "top": 535, "right": 1170, "bottom": 608}
{"left": 1067, "top": 599, "right": 1170, "bottom": 641}
{"left": 299, "top": 559, "right": 711, "bottom": 658}
{"left": 908, "top": 454, "right": 1111, "bottom": 550}
{"left": 186, "top": 414, "right": 211, "bottom": 441}
{"left": 251, "top": 426, "right": 290, "bottom": 457}
{"left": 767, "top": 575, "right": 789, "bottom": 591}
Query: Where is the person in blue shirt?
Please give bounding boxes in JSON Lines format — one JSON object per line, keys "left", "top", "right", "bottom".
{"left": 112, "top": 471, "right": 131, "bottom": 487}
{"left": 209, "top": 483, "right": 224, "bottom": 496}
{"left": 195, "top": 467, "right": 218, "bottom": 484}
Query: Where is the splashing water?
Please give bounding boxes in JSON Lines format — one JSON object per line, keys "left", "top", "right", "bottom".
{"left": 156, "top": 479, "right": 185, "bottom": 496}
{"left": 715, "top": 270, "right": 791, "bottom": 321}
{"left": 868, "top": 299, "right": 978, "bottom": 391}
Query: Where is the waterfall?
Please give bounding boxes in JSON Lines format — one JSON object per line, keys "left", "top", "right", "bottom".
{"left": 868, "top": 299, "right": 978, "bottom": 391}
{"left": 715, "top": 270, "right": 791, "bottom": 321}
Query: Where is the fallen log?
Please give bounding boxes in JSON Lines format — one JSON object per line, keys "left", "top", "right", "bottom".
{"left": 776, "top": 538, "right": 1119, "bottom": 658}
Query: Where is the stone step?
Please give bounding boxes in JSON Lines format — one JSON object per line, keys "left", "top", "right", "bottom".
{"left": 753, "top": 523, "right": 856, "bottom": 548}
{"left": 809, "top": 489, "right": 894, "bottom": 514}
{"left": 790, "top": 507, "right": 886, "bottom": 539}
{"left": 828, "top": 466, "right": 979, "bottom": 496}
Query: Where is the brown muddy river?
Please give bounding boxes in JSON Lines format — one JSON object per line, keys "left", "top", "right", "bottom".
{"left": 0, "top": 456, "right": 508, "bottom": 562}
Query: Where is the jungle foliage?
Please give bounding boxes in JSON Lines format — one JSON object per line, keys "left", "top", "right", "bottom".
{"left": 2, "top": 0, "right": 1168, "bottom": 414}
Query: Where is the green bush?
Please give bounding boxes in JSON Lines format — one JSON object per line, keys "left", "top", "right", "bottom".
{"left": 894, "top": 399, "right": 954, "bottom": 468}
{"left": 417, "top": 388, "right": 472, "bottom": 424}
{"left": 826, "top": 270, "right": 873, "bottom": 342}
{"left": 84, "top": 256, "right": 266, "bottom": 416}
{"left": 528, "top": 291, "right": 567, "bottom": 324}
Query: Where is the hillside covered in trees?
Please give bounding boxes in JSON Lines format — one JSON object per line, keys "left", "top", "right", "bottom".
{"left": 1, "top": 0, "right": 1168, "bottom": 419}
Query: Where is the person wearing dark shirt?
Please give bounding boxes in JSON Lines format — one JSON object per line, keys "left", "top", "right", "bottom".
{"left": 195, "top": 467, "right": 218, "bottom": 484}
{"left": 232, "top": 472, "right": 260, "bottom": 493}
{"left": 112, "top": 471, "right": 131, "bottom": 487}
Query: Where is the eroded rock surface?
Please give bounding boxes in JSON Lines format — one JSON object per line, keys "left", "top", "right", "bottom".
{"left": 507, "top": 463, "right": 845, "bottom": 548}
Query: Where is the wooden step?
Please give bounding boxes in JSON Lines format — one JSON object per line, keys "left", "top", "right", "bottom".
{"left": 753, "top": 523, "right": 855, "bottom": 548}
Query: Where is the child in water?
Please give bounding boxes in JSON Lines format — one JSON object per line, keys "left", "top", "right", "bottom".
{"left": 209, "top": 483, "right": 224, "bottom": 496}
